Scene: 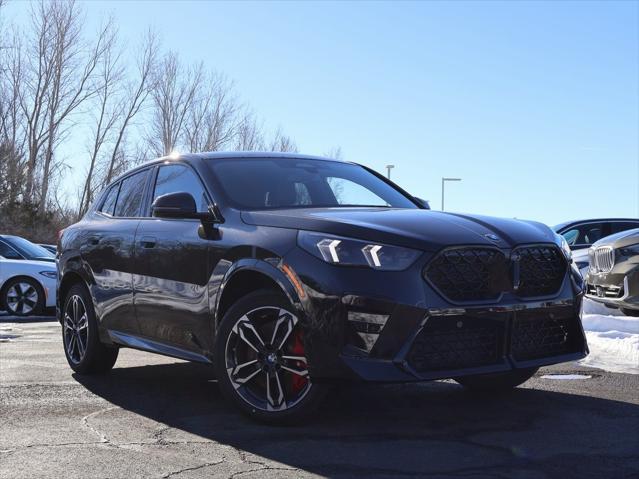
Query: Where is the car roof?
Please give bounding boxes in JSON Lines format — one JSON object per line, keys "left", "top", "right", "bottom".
{"left": 107, "top": 151, "right": 350, "bottom": 188}
{"left": 554, "top": 218, "right": 639, "bottom": 230}
{"left": 138, "top": 151, "right": 344, "bottom": 168}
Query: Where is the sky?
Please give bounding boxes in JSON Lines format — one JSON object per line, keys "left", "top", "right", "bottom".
{"left": 5, "top": 0, "right": 639, "bottom": 226}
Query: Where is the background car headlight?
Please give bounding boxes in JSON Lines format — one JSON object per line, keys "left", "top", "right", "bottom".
{"left": 39, "top": 271, "right": 57, "bottom": 279}
{"left": 555, "top": 233, "right": 572, "bottom": 262}
{"left": 619, "top": 243, "right": 639, "bottom": 257}
{"left": 298, "top": 231, "right": 421, "bottom": 271}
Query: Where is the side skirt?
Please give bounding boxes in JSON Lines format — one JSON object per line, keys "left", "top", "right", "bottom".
{"left": 107, "top": 330, "right": 212, "bottom": 364}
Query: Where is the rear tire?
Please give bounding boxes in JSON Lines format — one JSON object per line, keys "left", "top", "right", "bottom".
{"left": 215, "top": 289, "right": 326, "bottom": 424}
{"left": 62, "top": 283, "right": 118, "bottom": 374}
{"left": 620, "top": 308, "right": 639, "bottom": 317}
{"left": 455, "top": 367, "right": 538, "bottom": 392}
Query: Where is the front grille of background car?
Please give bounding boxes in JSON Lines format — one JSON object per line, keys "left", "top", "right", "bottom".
{"left": 586, "top": 283, "right": 623, "bottom": 298}
{"left": 424, "top": 245, "right": 566, "bottom": 302}
{"left": 589, "top": 246, "right": 615, "bottom": 274}
{"left": 407, "top": 316, "right": 504, "bottom": 372}
{"left": 511, "top": 313, "right": 581, "bottom": 361}
{"left": 515, "top": 246, "right": 566, "bottom": 297}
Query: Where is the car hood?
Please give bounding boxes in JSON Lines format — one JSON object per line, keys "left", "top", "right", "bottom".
{"left": 241, "top": 208, "right": 556, "bottom": 252}
{"left": 592, "top": 228, "right": 639, "bottom": 250}
{"left": 1, "top": 258, "right": 56, "bottom": 270}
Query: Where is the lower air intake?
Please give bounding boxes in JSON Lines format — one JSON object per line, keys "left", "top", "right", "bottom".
{"left": 511, "top": 313, "right": 580, "bottom": 361}
{"left": 407, "top": 316, "right": 504, "bottom": 373}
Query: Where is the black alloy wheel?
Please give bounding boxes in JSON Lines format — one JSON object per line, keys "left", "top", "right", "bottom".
{"left": 216, "top": 290, "right": 326, "bottom": 423}
{"left": 62, "top": 283, "right": 119, "bottom": 374}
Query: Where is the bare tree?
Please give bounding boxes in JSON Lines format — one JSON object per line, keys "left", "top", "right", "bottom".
{"left": 78, "top": 20, "right": 122, "bottom": 216}
{"left": 147, "top": 52, "right": 203, "bottom": 156}
{"left": 323, "top": 146, "right": 343, "bottom": 160}
{"left": 184, "top": 71, "right": 239, "bottom": 152}
{"left": 234, "top": 110, "right": 264, "bottom": 151}
{"left": 268, "top": 127, "right": 297, "bottom": 153}
{"left": 103, "top": 29, "right": 158, "bottom": 185}
{"left": 38, "top": 4, "right": 116, "bottom": 215}
{"left": 12, "top": 1, "right": 113, "bottom": 213}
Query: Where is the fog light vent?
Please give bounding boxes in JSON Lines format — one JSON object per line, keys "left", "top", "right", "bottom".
{"left": 347, "top": 312, "right": 389, "bottom": 353}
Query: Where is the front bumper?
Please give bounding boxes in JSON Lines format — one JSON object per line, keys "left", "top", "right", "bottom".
{"left": 40, "top": 276, "right": 57, "bottom": 309}
{"left": 286, "top": 248, "right": 588, "bottom": 383}
{"left": 586, "top": 267, "right": 639, "bottom": 312}
{"left": 340, "top": 300, "right": 587, "bottom": 382}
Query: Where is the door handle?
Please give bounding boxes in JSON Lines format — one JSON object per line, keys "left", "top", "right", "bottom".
{"left": 140, "top": 236, "right": 157, "bottom": 249}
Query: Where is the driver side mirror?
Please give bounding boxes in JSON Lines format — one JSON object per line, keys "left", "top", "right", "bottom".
{"left": 414, "top": 197, "right": 431, "bottom": 209}
{"left": 152, "top": 192, "right": 221, "bottom": 222}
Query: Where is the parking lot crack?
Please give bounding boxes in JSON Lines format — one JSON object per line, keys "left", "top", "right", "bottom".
{"left": 81, "top": 406, "right": 119, "bottom": 445}
{"left": 160, "top": 459, "right": 225, "bottom": 478}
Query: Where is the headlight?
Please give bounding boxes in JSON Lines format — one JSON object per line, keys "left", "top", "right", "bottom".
{"left": 554, "top": 233, "right": 572, "bottom": 262}
{"left": 39, "top": 271, "right": 57, "bottom": 279}
{"left": 298, "top": 231, "right": 421, "bottom": 271}
{"left": 619, "top": 243, "right": 639, "bottom": 257}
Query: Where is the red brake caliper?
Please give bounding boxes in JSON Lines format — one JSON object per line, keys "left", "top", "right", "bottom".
{"left": 290, "top": 330, "right": 308, "bottom": 394}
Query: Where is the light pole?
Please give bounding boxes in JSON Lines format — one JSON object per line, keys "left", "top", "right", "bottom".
{"left": 386, "top": 164, "right": 395, "bottom": 180}
{"left": 441, "top": 177, "right": 461, "bottom": 211}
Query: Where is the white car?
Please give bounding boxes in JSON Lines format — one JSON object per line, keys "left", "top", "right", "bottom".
{"left": 0, "top": 235, "right": 57, "bottom": 316}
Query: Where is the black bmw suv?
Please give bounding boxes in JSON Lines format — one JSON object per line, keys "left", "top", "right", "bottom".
{"left": 58, "top": 152, "right": 588, "bottom": 422}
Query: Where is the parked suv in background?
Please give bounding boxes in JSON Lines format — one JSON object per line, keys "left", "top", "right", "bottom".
{"left": 554, "top": 219, "right": 639, "bottom": 251}
{"left": 585, "top": 228, "right": 639, "bottom": 317}
{"left": 58, "top": 152, "right": 587, "bottom": 422}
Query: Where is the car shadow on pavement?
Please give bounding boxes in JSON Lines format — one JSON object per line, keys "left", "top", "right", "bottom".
{"left": 74, "top": 361, "right": 639, "bottom": 478}
{"left": 0, "top": 310, "right": 56, "bottom": 323}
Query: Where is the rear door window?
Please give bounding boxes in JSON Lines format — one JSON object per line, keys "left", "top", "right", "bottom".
{"left": 114, "top": 170, "right": 149, "bottom": 218}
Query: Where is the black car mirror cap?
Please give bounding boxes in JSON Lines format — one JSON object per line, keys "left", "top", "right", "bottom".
{"left": 152, "top": 192, "right": 222, "bottom": 223}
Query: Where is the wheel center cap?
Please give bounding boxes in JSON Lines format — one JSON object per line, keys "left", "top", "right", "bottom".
{"left": 266, "top": 352, "right": 278, "bottom": 365}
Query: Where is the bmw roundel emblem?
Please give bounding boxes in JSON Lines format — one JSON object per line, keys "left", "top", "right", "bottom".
{"left": 484, "top": 233, "right": 501, "bottom": 242}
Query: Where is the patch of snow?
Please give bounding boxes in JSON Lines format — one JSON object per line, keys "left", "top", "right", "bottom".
{"left": 579, "top": 299, "right": 639, "bottom": 374}
{"left": 540, "top": 374, "right": 592, "bottom": 380}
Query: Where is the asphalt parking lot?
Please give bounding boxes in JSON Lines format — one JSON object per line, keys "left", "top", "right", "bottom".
{"left": 1, "top": 312, "right": 638, "bottom": 479}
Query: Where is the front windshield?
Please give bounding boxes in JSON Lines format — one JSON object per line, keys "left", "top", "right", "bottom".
{"left": 5, "top": 236, "right": 54, "bottom": 260}
{"left": 208, "top": 158, "right": 419, "bottom": 210}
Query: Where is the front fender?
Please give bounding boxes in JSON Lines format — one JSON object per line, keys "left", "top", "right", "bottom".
{"left": 211, "top": 258, "right": 304, "bottom": 324}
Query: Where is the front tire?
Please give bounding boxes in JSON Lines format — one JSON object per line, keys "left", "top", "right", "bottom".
{"left": 215, "top": 290, "right": 326, "bottom": 424}
{"left": 455, "top": 367, "right": 538, "bottom": 392}
{"left": 2, "top": 277, "right": 44, "bottom": 316}
{"left": 62, "top": 283, "right": 118, "bottom": 374}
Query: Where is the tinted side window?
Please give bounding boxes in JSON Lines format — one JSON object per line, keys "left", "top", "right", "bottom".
{"left": 153, "top": 165, "right": 209, "bottom": 213}
{"left": 562, "top": 223, "right": 604, "bottom": 245}
{"left": 610, "top": 221, "right": 639, "bottom": 234}
{"left": 114, "top": 170, "right": 149, "bottom": 218}
{"left": 99, "top": 183, "right": 120, "bottom": 216}
{"left": 0, "top": 241, "right": 22, "bottom": 259}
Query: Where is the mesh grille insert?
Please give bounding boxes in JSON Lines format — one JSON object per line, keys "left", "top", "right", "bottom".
{"left": 515, "top": 246, "right": 566, "bottom": 298}
{"left": 511, "top": 314, "right": 579, "bottom": 361}
{"left": 424, "top": 248, "right": 507, "bottom": 302}
{"left": 407, "top": 316, "right": 504, "bottom": 372}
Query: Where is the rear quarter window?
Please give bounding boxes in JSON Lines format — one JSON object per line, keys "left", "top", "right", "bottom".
{"left": 98, "top": 183, "right": 120, "bottom": 216}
